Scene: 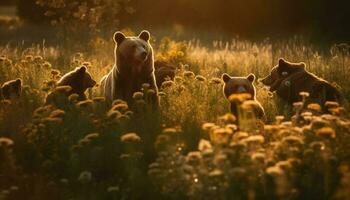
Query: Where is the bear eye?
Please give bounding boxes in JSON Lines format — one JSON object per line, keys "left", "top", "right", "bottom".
{"left": 282, "top": 71, "right": 288, "bottom": 76}
{"left": 284, "top": 80, "right": 291, "bottom": 87}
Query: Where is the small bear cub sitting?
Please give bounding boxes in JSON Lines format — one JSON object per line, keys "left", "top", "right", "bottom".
{"left": 1, "top": 79, "right": 22, "bottom": 100}
{"left": 46, "top": 66, "right": 96, "bottom": 105}
{"left": 222, "top": 73, "right": 265, "bottom": 121}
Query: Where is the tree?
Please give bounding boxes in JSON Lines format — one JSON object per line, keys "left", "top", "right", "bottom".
{"left": 35, "top": 0, "right": 134, "bottom": 43}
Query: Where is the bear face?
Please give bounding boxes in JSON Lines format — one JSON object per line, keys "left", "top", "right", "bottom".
{"left": 222, "top": 73, "right": 256, "bottom": 100}
{"left": 260, "top": 58, "right": 305, "bottom": 92}
{"left": 57, "top": 66, "right": 96, "bottom": 100}
{"left": 222, "top": 73, "right": 265, "bottom": 121}
{"left": 114, "top": 30, "right": 154, "bottom": 75}
{"left": 1, "top": 79, "right": 22, "bottom": 100}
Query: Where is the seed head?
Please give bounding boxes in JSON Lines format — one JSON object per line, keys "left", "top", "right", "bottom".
{"left": 195, "top": 75, "right": 206, "bottom": 82}
{"left": 85, "top": 133, "right": 99, "bottom": 140}
{"left": 307, "top": 103, "right": 321, "bottom": 112}
{"left": 132, "top": 92, "right": 144, "bottom": 100}
{"left": 228, "top": 93, "right": 252, "bottom": 103}
{"left": 299, "top": 92, "right": 310, "bottom": 98}
{"left": 0, "top": 137, "right": 14, "bottom": 147}
{"left": 316, "top": 127, "right": 336, "bottom": 139}
{"left": 183, "top": 71, "right": 195, "bottom": 78}
{"left": 120, "top": 132, "right": 141, "bottom": 143}
{"left": 78, "top": 171, "right": 92, "bottom": 183}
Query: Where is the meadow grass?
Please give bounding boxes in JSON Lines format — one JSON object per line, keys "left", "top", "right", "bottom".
{"left": 0, "top": 34, "right": 350, "bottom": 200}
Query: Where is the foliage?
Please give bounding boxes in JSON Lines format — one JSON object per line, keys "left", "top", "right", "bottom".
{"left": 126, "top": 0, "right": 350, "bottom": 41}
{"left": 16, "top": 0, "right": 47, "bottom": 23}
{"left": 0, "top": 36, "right": 350, "bottom": 199}
{"left": 31, "top": 0, "right": 134, "bottom": 44}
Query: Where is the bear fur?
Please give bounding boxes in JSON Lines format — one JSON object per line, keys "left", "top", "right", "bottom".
{"left": 154, "top": 60, "right": 176, "bottom": 89}
{"left": 46, "top": 66, "right": 96, "bottom": 104}
{"left": 260, "top": 58, "right": 343, "bottom": 107}
{"left": 100, "top": 30, "right": 159, "bottom": 106}
{"left": 222, "top": 73, "right": 265, "bottom": 121}
{"left": 0, "top": 79, "right": 22, "bottom": 100}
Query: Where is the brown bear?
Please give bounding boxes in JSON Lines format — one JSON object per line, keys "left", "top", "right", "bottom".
{"left": 222, "top": 73, "right": 265, "bottom": 121}
{"left": 100, "top": 30, "right": 159, "bottom": 107}
{"left": 0, "top": 79, "right": 22, "bottom": 100}
{"left": 260, "top": 58, "right": 343, "bottom": 107}
{"left": 46, "top": 66, "right": 96, "bottom": 105}
{"left": 154, "top": 60, "right": 176, "bottom": 89}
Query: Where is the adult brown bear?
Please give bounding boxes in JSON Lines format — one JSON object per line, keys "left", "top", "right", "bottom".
{"left": 100, "top": 30, "right": 159, "bottom": 107}
{"left": 260, "top": 58, "right": 343, "bottom": 108}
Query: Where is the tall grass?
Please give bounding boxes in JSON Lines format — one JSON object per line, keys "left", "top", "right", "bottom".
{"left": 0, "top": 35, "right": 349, "bottom": 200}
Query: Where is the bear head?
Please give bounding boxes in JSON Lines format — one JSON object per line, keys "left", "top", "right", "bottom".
{"left": 57, "top": 66, "right": 96, "bottom": 97}
{"left": 113, "top": 30, "right": 153, "bottom": 74}
{"left": 260, "top": 58, "right": 305, "bottom": 92}
{"left": 1, "top": 78, "right": 22, "bottom": 100}
{"left": 222, "top": 73, "right": 256, "bottom": 100}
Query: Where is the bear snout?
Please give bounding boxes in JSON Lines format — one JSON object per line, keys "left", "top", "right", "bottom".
{"left": 90, "top": 80, "right": 97, "bottom": 87}
{"left": 134, "top": 46, "right": 148, "bottom": 62}
{"left": 259, "top": 75, "right": 273, "bottom": 86}
{"left": 237, "top": 86, "right": 247, "bottom": 93}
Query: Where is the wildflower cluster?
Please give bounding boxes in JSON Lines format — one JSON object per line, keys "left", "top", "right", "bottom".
{"left": 149, "top": 102, "right": 350, "bottom": 199}
{"left": 0, "top": 38, "right": 350, "bottom": 199}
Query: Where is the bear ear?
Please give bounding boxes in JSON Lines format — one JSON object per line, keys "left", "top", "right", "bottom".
{"left": 299, "top": 62, "right": 306, "bottom": 68}
{"left": 113, "top": 31, "right": 126, "bottom": 44}
{"left": 76, "top": 66, "right": 86, "bottom": 74}
{"left": 247, "top": 73, "right": 255, "bottom": 82}
{"left": 278, "top": 58, "right": 287, "bottom": 66}
{"left": 222, "top": 73, "right": 231, "bottom": 83}
{"left": 139, "top": 30, "right": 150, "bottom": 42}
{"left": 15, "top": 78, "right": 22, "bottom": 85}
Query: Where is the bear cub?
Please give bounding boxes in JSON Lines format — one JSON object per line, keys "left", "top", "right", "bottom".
{"left": 0, "top": 79, "right": 22, "bottom": 100}
{"left": 46, "top": 66, "right": 96, "bottom": 105}
{"left": 260, "top": 58, "right": 343, "bottom": 108}
{"left": 154, "top": 60, "right": 176, "bottom": 89}
{"left": 222, "top": 73, "right": 265, "bottom": 121}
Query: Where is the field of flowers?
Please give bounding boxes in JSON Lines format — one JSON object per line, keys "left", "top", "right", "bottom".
{"left": 0, "top": 34, "right": 350, "bottom": 200}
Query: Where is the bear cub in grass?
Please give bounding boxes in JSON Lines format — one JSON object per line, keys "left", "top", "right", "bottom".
{"left": 46, "top": 66, "right": 96, "bottom": 105}
{"left": 100, "top": 30, "right": 159, "bottom": 107}
{"left": 0, "top": 79, "right": 22, "bottom": 100}
{"left": 154, "top": 60, "right": 176, "bottom": 89}
{"left": 260, "top": 58, "right": 343, "bottom": 108}
{"left": 222, "top": 73, "right": 265, "bottom": 121}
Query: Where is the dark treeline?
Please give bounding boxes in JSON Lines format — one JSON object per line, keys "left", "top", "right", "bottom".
{"left": 120, "top": 0, "right": 350, "bottom": 42}
{"left": 0, "top": 0, "right": 13, "bottom": 5}
{"left": 2, "top": 0, "right": 350, "bottom": 42}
